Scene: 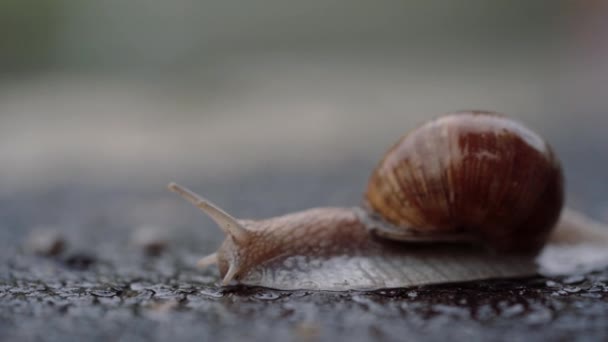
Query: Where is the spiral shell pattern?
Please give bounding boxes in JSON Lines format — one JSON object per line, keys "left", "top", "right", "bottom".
{"left": 365, "top": 111, "right": 564, "bottom": 252}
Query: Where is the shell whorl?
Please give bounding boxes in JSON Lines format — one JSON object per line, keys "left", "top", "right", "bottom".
{"left": 365, "top": 111, "right": 565, "bottom": 253}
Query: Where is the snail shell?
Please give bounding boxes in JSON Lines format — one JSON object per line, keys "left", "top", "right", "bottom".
{"left": 168, "top": 111, "right": 608, "bottom": 291}
{"left": 365, "top": 111, "right": 564, "bottom": 253}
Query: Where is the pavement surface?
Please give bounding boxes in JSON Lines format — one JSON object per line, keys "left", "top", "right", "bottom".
{"left": 2, "top": 160, "right": 608, "bottom": 342}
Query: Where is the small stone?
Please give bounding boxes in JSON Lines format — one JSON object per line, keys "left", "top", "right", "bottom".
{"left": 64, "top": 252, "right": 96, "bottom": 270}
{"left": 132, "top": 226, "right": 169, "bottom": 256}
{"left": 24, "top": 228, "right": 66, "bottom": 256}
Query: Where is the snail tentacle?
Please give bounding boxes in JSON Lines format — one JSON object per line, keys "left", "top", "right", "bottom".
{"left": 169, "top": 183, "right": 251, "bottom": 284}
{"left": 168, "top": 183, "right": 252, "bottom": 245}
{"left": 222, "top": 259, "right": 239, "bottom": 285}
{"left": 196, "top": 252, "right": 218, "bottom": 268}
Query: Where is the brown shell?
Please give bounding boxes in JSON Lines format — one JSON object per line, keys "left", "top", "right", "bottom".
{"left": 365, "top": 111, "right": 564, "bottom": 253}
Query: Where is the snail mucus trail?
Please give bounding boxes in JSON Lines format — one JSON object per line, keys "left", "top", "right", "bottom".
{"left": 168, "top": 111, "right": 608, "bottom": 291}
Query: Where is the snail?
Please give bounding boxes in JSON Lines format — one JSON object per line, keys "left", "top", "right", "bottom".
{"left": 169, "top": 111, "right": 608, "bottom": 291}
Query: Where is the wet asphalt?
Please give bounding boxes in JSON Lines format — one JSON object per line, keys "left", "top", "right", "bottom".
{"left": 1, "top": 156, "right": 608, "bottom": 342}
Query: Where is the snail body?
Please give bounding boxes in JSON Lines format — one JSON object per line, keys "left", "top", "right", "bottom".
{"left": 169, "top": 111, "right": 608, "bottom": 290}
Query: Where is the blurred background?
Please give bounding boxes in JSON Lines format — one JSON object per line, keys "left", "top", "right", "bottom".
{"left": 1, "top": 0, "right": 608, "bottom": 233}
{"left": 3, "top": 3, "right": 608, "bottom": 340}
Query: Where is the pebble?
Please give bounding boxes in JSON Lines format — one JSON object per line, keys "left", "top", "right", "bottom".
{"left": 24, "top": 228, "right": 66, "bottom": 256}
{"left": 132, "top": 226, "right": 169, "bottom": 256}
{"left": 63, "top": 252, "right": 96, "bottom": 270}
